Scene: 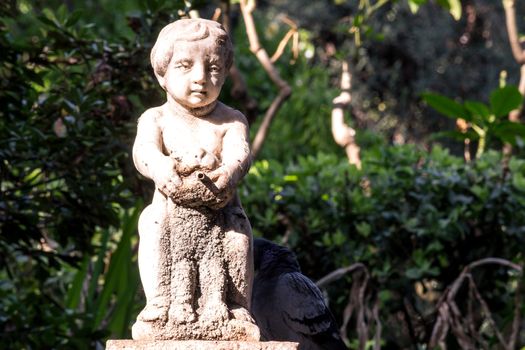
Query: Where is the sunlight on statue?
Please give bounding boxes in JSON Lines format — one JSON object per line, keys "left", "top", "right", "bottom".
{"left": 131, "top": 18, "right": 259, "bottom": 341}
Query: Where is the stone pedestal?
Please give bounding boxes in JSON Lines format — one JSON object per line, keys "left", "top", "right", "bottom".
{"left": 106, "top": 340, "right": 299, "bottom": 350}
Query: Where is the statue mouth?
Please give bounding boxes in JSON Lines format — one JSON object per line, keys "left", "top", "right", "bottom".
{"left": 191, "top": 90, "right": 207, "bottom": 96}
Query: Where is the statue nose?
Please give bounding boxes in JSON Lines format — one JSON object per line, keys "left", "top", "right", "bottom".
{"left": 191, "top": 63, "right": 206, "bottom": 84}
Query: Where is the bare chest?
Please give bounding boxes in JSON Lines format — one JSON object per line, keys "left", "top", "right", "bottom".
{"left": 160, "top": 115, "right": 225, "bottom": 172}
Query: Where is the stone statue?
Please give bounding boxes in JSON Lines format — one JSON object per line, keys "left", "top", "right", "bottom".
{"left": 130, "top": 18, "right": 259, "bottom": 342}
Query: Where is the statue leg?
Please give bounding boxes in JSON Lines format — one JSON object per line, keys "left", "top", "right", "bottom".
{"left": 168, "top": 258, "right": 197, "bottom": 324}
{"left": 222, "top": 202, "right": 261, "bottom": 341}
{"left": 199, "top": 234, "right": 229, "bottom": 324}
{"left": 223, "top": 204, "right": 254, "bottom": 321}
{"left": 136, "top": 201, "right": 170, "bottom": 322}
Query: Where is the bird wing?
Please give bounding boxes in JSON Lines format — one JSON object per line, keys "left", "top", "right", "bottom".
{"left": 276, "top": 272, "right": 335, "bottom": 336}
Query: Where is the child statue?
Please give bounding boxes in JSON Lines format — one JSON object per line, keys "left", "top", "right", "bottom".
{"left": 131, "top": 18, "right": 259, "bottom": 341}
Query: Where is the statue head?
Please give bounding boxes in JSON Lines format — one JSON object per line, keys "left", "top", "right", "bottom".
{"left": 151, "top": 19, "right": 233, "bottom": 85}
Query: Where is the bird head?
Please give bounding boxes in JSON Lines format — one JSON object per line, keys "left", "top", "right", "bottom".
{"left": 253, "top": 238, "right": 301, "bottom": 276}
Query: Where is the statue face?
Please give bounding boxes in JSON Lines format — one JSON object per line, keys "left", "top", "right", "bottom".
{"left": 163, "top": 38, "right": 227, "bottom": 109}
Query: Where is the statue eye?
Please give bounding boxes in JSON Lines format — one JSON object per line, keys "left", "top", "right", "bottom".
{"left": 209, "top": 64, "right": 221, "bottom": 73}
{"left": 175, "top": 60, "right": 192, "bottom": 70}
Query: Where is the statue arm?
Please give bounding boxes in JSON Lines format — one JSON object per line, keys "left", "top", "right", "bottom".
{"left": 216, "top": 112, "right": 252, "bottom": 190}
{"left": 133, "top": 110, "right": 181, "bottom": 191}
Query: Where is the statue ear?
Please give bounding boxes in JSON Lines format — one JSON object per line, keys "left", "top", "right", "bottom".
{"left": 155, "top": 73, "right": 166, "bottom": 90}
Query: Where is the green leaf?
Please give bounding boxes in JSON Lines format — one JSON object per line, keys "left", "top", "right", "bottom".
{"left": 436, "top": 0, "right": 462, "bottom": 20}
{"left": 422, "top": 92, "right": 469, "bottom": 120}
{"left": 448, "top": 0, "right": 462, "bottom": 20}
{"left": 25, "top": 69, "right": 45, "bottom": 87}
{"left": 93, "top": 205, "right": 140, "bottom": 330}
{"left": 65, "top": 10, "right": 84, "bottom": 27}
{"left": 353, "top": 14, "right": 364, "bottom": 27}
{"left": 356, "top": 222, "right": 371, "bottom": 237}
{"left": 492, "top": 121, "right": 525, "bottom": 145}
{"left": 86, "top": 229, "right": 110, "bottom": 309}
{"left": 405, "top": 267, "right": 422, "bottom": 280}
{"left": 65, "top": 257, "right": 89, "bottom": 309}
{"left": 407, "top": 0, "right": 423, "bottom": 14}
{"left": 284, "top": 175, "right": 298, "bottom": 182}
{"left": 464, "top": 100, "right": 490, "bottom": 123}
{"left": 92, "top": 229, "right": 128, "bottom": 329}
{"left": 512, "top": 172, "right": 525, "bottom": 192}
{"left": 56, "top": 4, "right": 68, "bottom": 23}
{"left": 430, "top": 130, "right": 479, "bottom": 142}
{"left": 509, "top": 158, "right": 525, "bottom": 174}
{"left": 404, "top": 217, "right": 419, "bottom": 232}
{"left": 107, "top": 265, "right": 139, "bottom": 337}
{"left": 471, "top": 185, "right": 489, "bottom": 201}
{"left": 37, "top": 15, "right": 59, "bottom": 28}
{"left": 378, "top": 290, "right": 392, "bottom": 302}
{"left": 490, "top": 85, "right": 523, "bottom": 117}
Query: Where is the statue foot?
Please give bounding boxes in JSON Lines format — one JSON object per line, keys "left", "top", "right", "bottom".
{"left": 132, "top": 319, "right": 163, "bottom": 340}
{"left": 137, "top": 302, "right": 168, "bottom": 322}
{"left": 230, "top": 305, "right": 256, "bottom": 324}
{"left": 168, "top": 302, "right": 196, "bottom": 324}
{"left": 228, "top": 318, "right": 261, "bottom": 341}
{"left": 200, "top": 301, "right": 229, "bottom": 325}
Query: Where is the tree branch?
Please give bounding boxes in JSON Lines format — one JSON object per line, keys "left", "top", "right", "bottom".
{"left": 428, "top": 257, "right": 523, "bottom": 349}
{"left": 316, "top": 263, "right": 378, "bottom": 349}
{"left": 503, "top": 0, "right": 525, "bottom": 65}
{"left": 332, "top": 61, "right": 361, "bottom": 168}
{"left": 509, "top": 64, "right": 525, "bottom": 123}
{"left": 270, "top": 16, "right": 298, "bottom": 63}
{"left": 503, "top": 0, "right": 524, "bottom": 154}
{"left": 219, "top": 0, "right": 259, "bottom": 124}
{"left": 239, "top": 0, "right": 292, "bottom": 158}
{"left": 316, "top": 262, "right": 367, "bottom": 288}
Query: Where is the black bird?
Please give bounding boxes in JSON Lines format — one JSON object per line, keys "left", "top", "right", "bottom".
{"left": 251, "top": 238, "right": 347, "bottom": 350}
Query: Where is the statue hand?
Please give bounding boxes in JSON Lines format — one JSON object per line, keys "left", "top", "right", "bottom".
{"left": 154, "top": 157, "right": 182, "bottom": 197}
{"left": 208, "top": 167, "right": 232, "bottom": 192}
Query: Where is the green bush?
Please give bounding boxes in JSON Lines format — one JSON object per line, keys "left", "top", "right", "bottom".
{"left": 240, "top": 145, "right": 525, "bottom": 347}
{"left": 3, "top": 1, "right": 525, "bottom": 348}
{"left": 0, "top": 2, "right": 184, "bottom": 347}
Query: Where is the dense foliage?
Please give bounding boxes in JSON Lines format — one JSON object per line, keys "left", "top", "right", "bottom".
{"left": 242, "top": 146, "right": 525, "bottom": 346}
{"left": 0, "top": 1, "right": 181, "bottom": 347}
{"left": 1, "top": 0, "right": 525, "bottom": 349}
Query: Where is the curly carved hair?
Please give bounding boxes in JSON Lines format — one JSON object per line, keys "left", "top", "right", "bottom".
{"left": 150, "top": 18, "right": 233, "bottom": 79}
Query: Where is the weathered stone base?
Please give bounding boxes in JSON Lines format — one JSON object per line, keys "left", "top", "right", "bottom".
{"left": 106, "top": 340, "right": 299, "bottom": 350}
{"left": 131, "top": 317, "right": 260, "bottom": 341}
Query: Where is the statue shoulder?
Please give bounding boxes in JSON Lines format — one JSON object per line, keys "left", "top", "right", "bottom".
{"left": 215, "top": 102, "right": 248, "bottom": 126}
{"left": 137, "top": 106, "right": 164, "bottom": 126}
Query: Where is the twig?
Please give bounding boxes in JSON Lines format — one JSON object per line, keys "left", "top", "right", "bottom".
{"left": 316, "top": 263, "right": 376, "bottom": 349}
{"left": 239, "top": 0, "right": 292, "bottom": 158}
{"left": 219, "top": 0, "right": 259, "bottom": 124}
{"left": 503, "top": 0, "right": 525, "bottom": 64}
{"left": 270, "top": 16, "right": 299, "bottom": 63}
{"left": 456, "top": 118, "right": 471, "bottom": 162}
{"left": 332, "top": 61, "right": 361, "bottom": 168}
{"left": 509, "top": 275, "right": 522, "bottom": 349}
{"left": 467, "top": 275, "right": 506, "bottom": 348}
{"left": 503, "top": 0, "right": 524, "bottom": 155}
{"left": 372, "top": 298, "right": 382, "bottom": 350}
{"left": 270, "top": 29, "right": 296, "bottom": 63}
{"left": 211, "top": 7, "right": 222, "bottom": 22}
{"left": 509, "top": 64, "right": 525, "bottom": 123}
{"left": 316, "top": 262, "right": 367, "bottom": 288}
{"left": 428, "top": 257, "right": 523, "bottom": 349}
{"left": 459, "top": 2, "right": 477, "bottom": 46}
{"left": 465, "top": 276, "right": 484, "bottom": 346}
{"left": 356, "top": 270, "right": 370, "bottom": 349}
{"left": 429, "top": 302, "right": 450, "bottom": 349}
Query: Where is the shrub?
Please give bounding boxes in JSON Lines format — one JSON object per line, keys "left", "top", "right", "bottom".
{"left": 241, "top": 145, "right": 525, "bottom": 346}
